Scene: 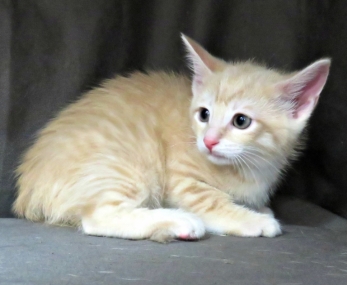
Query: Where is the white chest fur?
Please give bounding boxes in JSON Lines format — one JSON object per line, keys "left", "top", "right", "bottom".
{"left": 223, "top": 158, "right": 285, "bottom": 210}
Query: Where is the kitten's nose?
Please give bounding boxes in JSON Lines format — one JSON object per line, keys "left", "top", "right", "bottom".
{"left": 203, "top": 137, "right": 219, "bottom": 151}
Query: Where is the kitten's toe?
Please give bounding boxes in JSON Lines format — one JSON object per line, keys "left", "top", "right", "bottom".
{"left": 177, "top": 233, "right": 199, "bottom": 240}
{"left": 172, "top": 213, "right": 206, "bottom": 241}
{"left": 260, "top": 217, "right": 282, "bottom": 237}
{"left": 150, "top": 229, "right": 176, "bottom": 243}
{"left": 149, "top": 228, "right": 200, "bottom": 243}
{"left": 230, "top": 215, "right": 282, "bottom": 238}
{"left": 150, "top": 211, "right": 205, "bottom": 243}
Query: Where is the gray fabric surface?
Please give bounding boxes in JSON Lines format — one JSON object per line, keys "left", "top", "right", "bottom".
{"left": 1, "top": 197, "right": 347, "bottom": 285}
{"left": 273, "top": 196, "right": 347, "bottom": 232}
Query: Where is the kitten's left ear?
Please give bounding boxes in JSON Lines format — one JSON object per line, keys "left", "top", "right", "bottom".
{"left": 277, "top": 59, "right": 331, "bottom": 121}
{"left": 181, "top": 33, "right": 225, "bottom": 94}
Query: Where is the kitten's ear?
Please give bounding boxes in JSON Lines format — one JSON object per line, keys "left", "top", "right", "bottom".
{"left": 181, "top": 33, "right": 225, "bottom": 94}
{"left": 277, "top": 59, "right": 331, "bottom": 121}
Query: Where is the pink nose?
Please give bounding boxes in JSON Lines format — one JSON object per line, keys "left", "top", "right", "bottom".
{"left": 203, "top": 137, "right": 219, "bottom": 151}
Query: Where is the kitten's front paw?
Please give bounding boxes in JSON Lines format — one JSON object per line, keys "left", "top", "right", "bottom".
{"left": 260, "top": 216, "right": 282, "bottom": 237}
{"left": 235, "top": 214, "right": 282, "bottom": 238}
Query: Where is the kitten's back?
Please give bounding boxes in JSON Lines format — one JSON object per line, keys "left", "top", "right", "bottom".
{"left": 13, "top": 72, "right": 192, "bottom": 225}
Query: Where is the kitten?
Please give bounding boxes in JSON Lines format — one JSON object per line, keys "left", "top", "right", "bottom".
{"left": 13, "top": 34, "right": 330, "bottom": 242}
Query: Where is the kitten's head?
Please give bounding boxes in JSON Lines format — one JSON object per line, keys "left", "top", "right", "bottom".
{"left": 182, "top": 34, "right": 330, "bottom": 169}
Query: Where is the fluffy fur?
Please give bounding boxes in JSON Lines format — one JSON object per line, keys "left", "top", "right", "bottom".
{"left": 13, "top": 35, "right": 330, "bottom": 242}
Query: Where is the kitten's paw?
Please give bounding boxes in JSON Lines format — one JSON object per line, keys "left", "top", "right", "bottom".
{"left": 234, "top": 214, "right": 282, "bottom": 238}
{"left": 261, "top": 217, "right": 282, "bottom": 237}
{"left": 150, "top": 211, "right": 205, "bottom": 243}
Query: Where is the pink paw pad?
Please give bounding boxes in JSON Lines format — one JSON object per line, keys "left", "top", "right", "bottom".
{"left": 177, "top": 233, "right": 198, "bottom": 241}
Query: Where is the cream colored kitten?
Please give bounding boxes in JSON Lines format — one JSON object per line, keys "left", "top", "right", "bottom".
{"left": 13, "top": 35, "right": 330, "bottom": 242}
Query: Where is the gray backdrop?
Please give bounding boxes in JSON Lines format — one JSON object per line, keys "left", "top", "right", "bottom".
{"left": 1, "top": 0, "right": 346, "bottom": 218}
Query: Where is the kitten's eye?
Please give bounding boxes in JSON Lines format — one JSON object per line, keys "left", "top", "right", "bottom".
{"left": 199, "top": 108, "right": 210, "bottom": 122}
{"left": 232, "top": 114, "right": 252, "bottom": 129}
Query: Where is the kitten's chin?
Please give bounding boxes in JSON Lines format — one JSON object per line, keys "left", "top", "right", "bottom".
{"left": 206, "top": 153, "right": 233, "bottom": 166}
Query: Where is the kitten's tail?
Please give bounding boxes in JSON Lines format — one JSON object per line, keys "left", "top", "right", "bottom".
{"left": 12, "top": 190, "right": 44, "bottom": 222}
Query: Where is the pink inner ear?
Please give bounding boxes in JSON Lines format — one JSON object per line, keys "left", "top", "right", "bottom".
{"left": 292, "top": 68, "right": 327, "bottom": 118}
{"left": 181, "top": 34, "right": 226, "bottom": 95}
{"left": 194, "top": 74, "right": 205, "bottom": 87}
{"left": 281, "top": 60, "right": 330, "bottom": 120}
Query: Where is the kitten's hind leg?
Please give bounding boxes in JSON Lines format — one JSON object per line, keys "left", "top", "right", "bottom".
{"left": 81, "top": 202, "right": 205, "bottom": 243}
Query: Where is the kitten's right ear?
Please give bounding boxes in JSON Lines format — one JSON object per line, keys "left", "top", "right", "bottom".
{"left": 277, "top": 59, "right": 331, "bottom": 122}
{"left": 181, "top": 34, "right": 225, "bottom": 94}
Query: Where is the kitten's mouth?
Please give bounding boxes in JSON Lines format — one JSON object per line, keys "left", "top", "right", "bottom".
{"left": 210, "top": 152, "right": 225, "bottom": 159}
{"left": 208, "top": 150, "right": 229, "bottom": 160}
{"left": 206, "top": 151, "right": 233, "bottom": 166}
{"left": 209, "top": 149, "right": 243, "bottom": 164}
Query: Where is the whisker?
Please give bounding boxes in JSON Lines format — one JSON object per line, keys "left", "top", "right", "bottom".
{"left": 240, "top": 153, "right": 261, "bottom": 172}
{"left": 245, "top": 145, "right": 288, "bottom": 162}
{"left": 240, "top": 154, "right": 271, "bottom": 185}
{"left": 237, "top": 155, "right": 260, "bottom": 187}
{"left": 234, "top": 156, "right": 247, "bottom": 181}
{"left": 241, "top": 150, "right": 283, "bottom": 172}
